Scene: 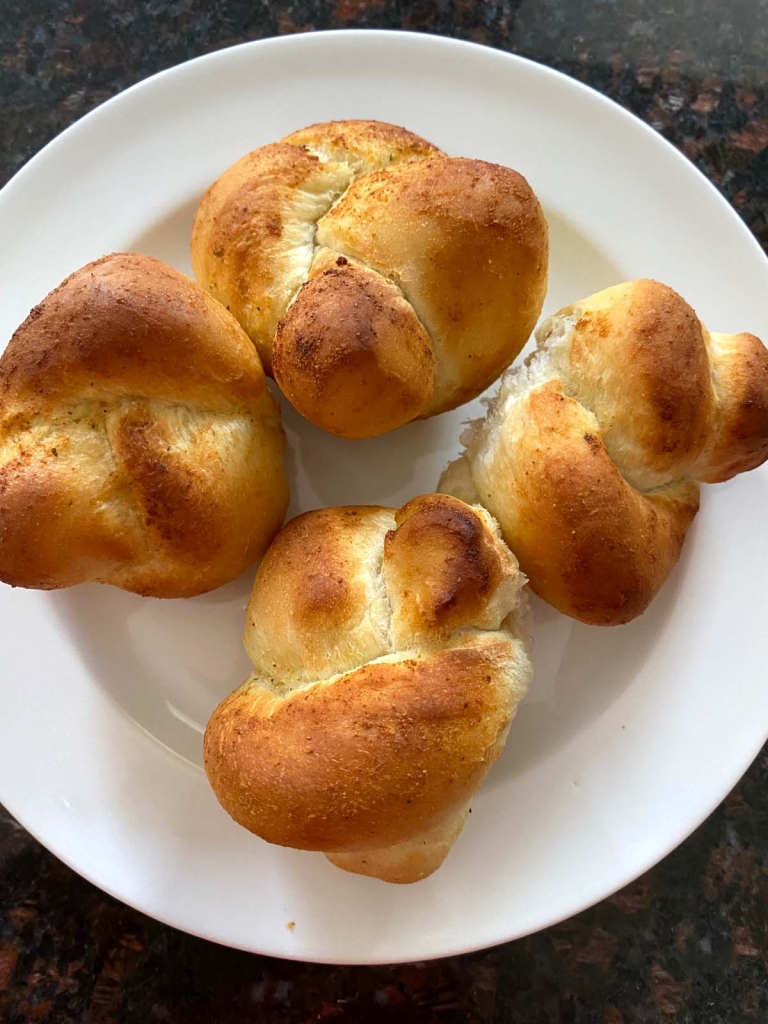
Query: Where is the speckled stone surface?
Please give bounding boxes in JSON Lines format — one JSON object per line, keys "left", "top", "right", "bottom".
{"left": 1, "top": 2, "right": 767, "bottom": 1021}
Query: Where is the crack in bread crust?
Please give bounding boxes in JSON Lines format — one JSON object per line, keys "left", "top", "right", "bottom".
{"left": 191, "top": 120, "right": 549, "bottom": 437}
{"left": 191, "top": 121, "right": 441, "bottom": 374}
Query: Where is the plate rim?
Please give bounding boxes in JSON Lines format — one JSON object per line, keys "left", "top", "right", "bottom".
{"left": 1, "top": 28, "right": 767, "bottom": 964}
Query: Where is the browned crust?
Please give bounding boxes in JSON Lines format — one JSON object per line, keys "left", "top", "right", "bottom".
{"left": 247, "top": 506, "right": 378, "bottom": 632}
{"left": 0, "top": 442, "right": 139, "bottom": 590}
{"left": 190, "top": 121, "right": 441, "bottom": 376}
{"left": 110, "top": 407, "right": 248, "bottom": 568}
{"left": 243, "top": 505, "right": 393, "bottom": 682}
{"left": 564, "top": 280, "right": 716, "bottom": 489}
{"left": 698, "top": 331, "right": 768, "bottom": 482}
{"left": 203, "top": 494, "right": 528, "bottom": 870}
{"left": 191, "top": 122, "right": 548, "bottom": 437}
{"left": 282, "top": 119, "right": 441, "bottom": 162}
{"left": 0, "top": 253, "right": 268, "bottom": 414}
{"left": 272, "top": 257, "right": 435, "bottom": 438}
{"left": 384, "top": 494, "right": 511, "bottom": 635}
{"left": 447, "top": 279, "right": 768, "bottom": 625}
{"left": 190, "top": 142, "right": 330, "bottom": 368}
{"left": 317, "top": 155, "right": 549, "bottom": 414}
{"left": 0, "top": 253, "right": 289, "bottom": 597}
{"left": 203, "top": 639, "right": 513, "bottom": 853}
{"left": 476, "top": 382, "right": 700, "bottom": 625}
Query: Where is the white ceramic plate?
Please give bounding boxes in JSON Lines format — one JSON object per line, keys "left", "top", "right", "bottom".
{"left": 1, "top": 30, "right": 766, "bottom": 965}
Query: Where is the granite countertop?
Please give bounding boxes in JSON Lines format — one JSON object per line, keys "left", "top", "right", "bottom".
{"left": 1, "top": 2, "right": 767, "bottom": 1021}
